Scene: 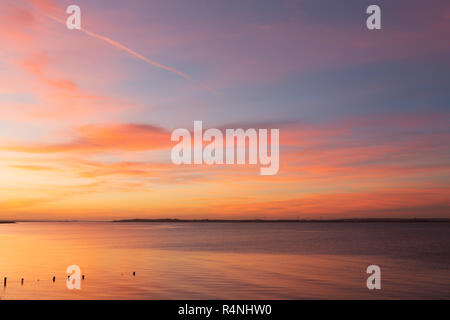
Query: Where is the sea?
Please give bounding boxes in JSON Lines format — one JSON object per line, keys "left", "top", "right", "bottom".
{"left": 0, "top": 222, "right": 449, "bottom": 299}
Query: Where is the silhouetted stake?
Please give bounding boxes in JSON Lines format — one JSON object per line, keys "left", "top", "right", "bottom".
{"left": 82, "top": 275, "right": 85, "bottom": 280}
{"left": 133, "top": 272, "right": 135, "bottom": 276}
{"left": 53, "top": 276, "right": 55, "bottom": 282}
{"left": 3, "top": 277, "right": 6, "bottom": 287}
{"left": 21, "top": 278, "right": 24, "bottom": 285}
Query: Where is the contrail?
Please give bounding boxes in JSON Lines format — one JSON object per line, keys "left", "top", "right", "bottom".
{"left": 80, "top": 28, "right": 191, "bottom": 81}
{"left": 42, "top": 13, "right": 216, "bottom": 92}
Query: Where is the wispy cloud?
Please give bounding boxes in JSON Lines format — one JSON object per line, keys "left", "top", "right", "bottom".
{"left": 27, "top": 0, "right": 216, "bottom": 92}
{"left": 77, "top": 27, "right": 218, "bottom": 93}
{"left": 2, "top": 123, "right": 170, "bottom": 153}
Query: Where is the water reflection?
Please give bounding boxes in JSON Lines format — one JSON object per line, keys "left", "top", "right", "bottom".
{"left": 0, "top": 222, "right": 449, "bottom": 299}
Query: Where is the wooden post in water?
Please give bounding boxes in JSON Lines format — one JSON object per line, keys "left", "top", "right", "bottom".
{"left": 133, "top": 272, "right": 135, "bottom": 276}
{"left": 21, "top": 278, "right": 24, "bottom": 285}
{"left": 3, "top": 277, "right": 6, "bottom": 286}
{"left": 53, "top": 276, "right": 56, "bottom": 282}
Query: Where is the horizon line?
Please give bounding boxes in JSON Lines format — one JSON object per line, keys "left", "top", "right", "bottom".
{"left": 2, "top": 218, "right": 450, "bottom": 223}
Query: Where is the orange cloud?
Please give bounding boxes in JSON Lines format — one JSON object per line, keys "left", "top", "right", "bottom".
{"left": 9, "top": 164, "right": 56, "bottom": 171}
{"left": 0, "top": 5, "right": 36, "bottom": 46}
{"left": 2, "top": 123, "right": 170, "bottom": 153}
{"left": 231, "top": 187, "right": 450, "bottom": 219}
{"left": 20, "top": 54, "right": 79, "bottom": 92}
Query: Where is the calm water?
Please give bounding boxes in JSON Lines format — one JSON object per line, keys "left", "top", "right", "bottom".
{"left": 0, "top": 222, "right": 449, "bottom": 299}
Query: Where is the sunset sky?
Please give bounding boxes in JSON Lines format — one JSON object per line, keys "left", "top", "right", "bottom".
{"left": 0, "top": 0, "right": 449, "bottom": 220}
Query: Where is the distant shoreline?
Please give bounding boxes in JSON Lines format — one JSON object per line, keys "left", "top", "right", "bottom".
{"left": 3, "top": 218, "right": 449, "bottom": 224}
{"left": 113, "top": 218, "right": 450, "bottom": 223}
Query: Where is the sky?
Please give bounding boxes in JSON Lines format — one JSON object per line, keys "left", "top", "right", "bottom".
{"left": 0, "top": 0, "right": 449, "bottom": 220}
